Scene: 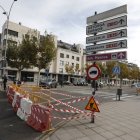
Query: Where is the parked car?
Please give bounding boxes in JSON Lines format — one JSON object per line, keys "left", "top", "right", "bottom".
{"left": 131, "top": 83, "right": 138, "bottom": 88}
{"left": 73, "top": 78, "right": 88, "bottom": 86}
{"left": 77, "top": 79, "right": 88, "bottom": 86}
{"left": 135, "top": 83, "right": 140, "bottom": 95}
{"left": 98, "top": 82, "right": 104, "bottom": 88}
{"left": 39, "top": 78, "right": 57, "bottom": 88}
{"left": 63, "top": 80, "right": 72, "bottom": 85}
{"left": 107, "top": 82, "right": 114, "bottom": 86}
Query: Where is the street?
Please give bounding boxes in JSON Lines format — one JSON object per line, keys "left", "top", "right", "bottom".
{"left": 0, "top": 85, "right": 137, "bottom": 140}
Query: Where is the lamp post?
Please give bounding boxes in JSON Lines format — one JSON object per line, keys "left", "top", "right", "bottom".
{"left": 0, "top": 0, "right": 17, "bottom": 74}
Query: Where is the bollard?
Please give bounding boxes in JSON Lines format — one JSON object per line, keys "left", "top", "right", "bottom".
{"left": 91, "top": 111, "right": 95, "bottom": 123}
{"left": 116, "top": 88, "right": 122, "bottom": 101}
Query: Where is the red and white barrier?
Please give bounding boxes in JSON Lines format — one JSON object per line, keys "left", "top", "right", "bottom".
{"left": 55, "top": 96, "right": 90, "bottom": 106}
{"left": 27, "top": 104, "right": 51, "bottom": 132}
{"left": 52, "top": 113, "right": 92, "bottom": 120}
{"left": 51, "top": 91, "right": 77, "bottom": 98}
{"left": 7, "top": 86, "right": 15, "bottom": 104}
{"left": 6, "top": 86, "right": 98, "bottom": 132}
{"left": 17, "top": 98, "right": 32, "bottom": 121}
{"left": 12, "top": 92, "right": 24, "bottom": 112}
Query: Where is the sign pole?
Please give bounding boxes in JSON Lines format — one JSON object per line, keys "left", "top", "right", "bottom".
{"left": 86, "top": 4, "right": 127, "bottom": 122}
{"left": 91, "top": 12, "right": 97, "bottom": 123}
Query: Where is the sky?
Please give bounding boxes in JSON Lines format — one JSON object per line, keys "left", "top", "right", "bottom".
{"left": 0, "top": 0, "right": 140, "bottom": 66}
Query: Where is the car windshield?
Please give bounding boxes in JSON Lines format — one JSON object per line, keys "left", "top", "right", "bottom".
{"left": 46, "top": 79, "right": 52, "bottom": 82}
{"left": 136, "top": 84, "right": 140, "bottom": 87}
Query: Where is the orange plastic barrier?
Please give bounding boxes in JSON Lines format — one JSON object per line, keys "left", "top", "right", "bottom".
{"left": 27, "top": 104, "right": 51, "bottom": 132}
{"left": 7, "top": 86, "right": 15, "bottom": 104}
{"left": 12, "top": 93, "right": 23, "bottom": 112}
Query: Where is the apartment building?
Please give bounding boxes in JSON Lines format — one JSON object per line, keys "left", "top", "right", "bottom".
{"left": 55, "top": 40, "right": 86, "bottom": 83}
{"left": 0, "top": 21, "right": 86, "bottom": 83}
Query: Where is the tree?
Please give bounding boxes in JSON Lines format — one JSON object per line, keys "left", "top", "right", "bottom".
{"left": 35, "top": 34, "right": 56, "bottom": 85}
{"left": 118, "top": 62, "right": 129, "bottom": 87}
{"left": 6, "top": 35, "right": 38, "bottom": 80}
{"left": 129, "top": 66, "right": 140, "bottom": 81}
{"left": 65, "top": 64, "right": 74, "bottom": 75}
{"left": 106, "top": 61, "right": 116, "bottom": 84}
{"left": 75, "top": 64, "right": 80, "bottom": 74}
{"left": 6, "top": 32, "right": 56, "bottom": 84}
{"left": 106, "top": 61, "right": 116, "bottom": 77}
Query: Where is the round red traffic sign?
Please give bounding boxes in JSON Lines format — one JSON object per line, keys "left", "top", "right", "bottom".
{"left": 86, "top": 64, "right": 101, "bottom": 80}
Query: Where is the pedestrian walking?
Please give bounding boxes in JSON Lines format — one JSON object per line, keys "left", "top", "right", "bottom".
{"left": 2, "top": 74, "right": 7, "bottom": 90}
{"left": 91, "top": 80, "right": 98, "bottom": 95}
{"left": 17, "top": 80, "right": 21, "bottom": 87}
{"left": 60, "top": 79, "right": 64, "bottom": 88}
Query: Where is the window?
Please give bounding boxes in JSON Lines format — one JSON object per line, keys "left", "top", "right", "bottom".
{"left": 60, "top": 60, "right": 64, "bottom": 66}
{"left": 3, "top": 39, "right": 17, "bottom": 46}
{"left": 25, "top": 34, "right": 29, "bottom": 38}
{"left": 66, "top": 54, "right": 69, "bottom": 58}
{"left": 66, "top": 62, "right": 69, "bottom": 65}
{"left": 72, "top": 63, "right": 74, "bottom": 66}
{"left": 76, "top": 57, "right": 79, "bottom": 61}
{"left": 59, "top": 68, "right": 63, "bottom": 73}
{"left": 4, "top": 29, "right": 18, "bottom": 37}
{"left": 72, "top": 56, "right": 74, "bottom": 59}
{"left": 60, "top": 53, "right": 64, "bottom": 58}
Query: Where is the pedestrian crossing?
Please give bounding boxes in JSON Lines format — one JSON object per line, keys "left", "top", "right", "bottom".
{"left": 55, "top": 88, "right": 137, "bottom": 101}
{"left": 95, "top": 91, "right": 136, "bottom": 100}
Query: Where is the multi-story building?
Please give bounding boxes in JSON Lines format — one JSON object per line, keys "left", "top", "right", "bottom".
{"left": 55, "top": 40, "right": 85, "bottom": 83}
{"left": 0, "top": 21, "right": 86, "bottom": 83}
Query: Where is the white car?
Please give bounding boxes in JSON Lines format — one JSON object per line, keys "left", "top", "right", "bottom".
{"left": 99, "top": 82, "right": 104, "bottom": 88}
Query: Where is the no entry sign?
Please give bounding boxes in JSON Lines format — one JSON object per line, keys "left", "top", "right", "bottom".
{"left": 86, "top": 64, "right": 101, "bottom": 80}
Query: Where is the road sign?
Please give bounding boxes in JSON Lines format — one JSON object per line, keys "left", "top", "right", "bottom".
{"left": 86, "top": 51, "right": 127, "bottom": 61}
{"left": 86, "top": 64, "right": 101, "bottom": 80}
{"left": 86, "top": 15, "right": 127, "bottom": 35}
{"left": 86, "top": 39, "right": 127, "bottom": 53}
{"left": 87, "top": 5, "right": 127, "bottom": 24}
{"left": 85, "top": 96, "right": 100, "bottom": 112}
{"left": 86, "top": 29, "right": 127, "bottom": 44}
{"left": 113, "top": 66, "right": 120, "bottom": 74}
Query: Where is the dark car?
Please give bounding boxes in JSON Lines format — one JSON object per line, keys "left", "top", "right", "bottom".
{"left": 131, "top": 83, "right": 137, "bottom": 88}
{"left": 77, "top": 79, "right": 88, "bottom": 86}
{"left": 63, "top": 80, "right": 72, "bottom": 85}
{"left": 39, "top": 78, "right": 57, "bottom": 88}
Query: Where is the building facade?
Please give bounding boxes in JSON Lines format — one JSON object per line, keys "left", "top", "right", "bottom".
{"left": 0, "top": 21, "right": 86, "bottom": 84}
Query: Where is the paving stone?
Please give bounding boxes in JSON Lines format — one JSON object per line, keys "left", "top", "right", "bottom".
{"left": 120, "top": 134, "right": 139, "bottom": 140}
{"left": 75, "top": 136, "right": 91, "bottom": 140}
{"left": 88, "top": 134, "right": 107, "bottom": 140}
{"left": 46, "top": 97, "right": 140, "bottom": 140}
{"left": 99, "top": 131, "right": 116, "bottom": 139}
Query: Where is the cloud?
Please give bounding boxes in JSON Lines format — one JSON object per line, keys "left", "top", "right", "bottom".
{"left": 0, "top": 0, "right": 140, "bottom": 66}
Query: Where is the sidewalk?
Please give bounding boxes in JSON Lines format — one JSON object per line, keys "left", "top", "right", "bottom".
{"left": 43, "top": 96, "right": 140, "bottom": 140}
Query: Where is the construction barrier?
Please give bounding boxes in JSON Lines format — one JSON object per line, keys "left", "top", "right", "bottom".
{"left": 27, "top": 104, "right": 50, "bottom": 132}
{"left": 17, "top": 97, "right": 32, "bottom": 121}
{"left": 6, "top": 84, "right": 52, "bottom": 132}
{"left": 7, "top": 86, "right": 16, "bottom": 104}
{"left": 12, "top": 92, "right": 23, "bottom": 112}
{"left": 6, "top": 84, "right": 99, "bottom": 132}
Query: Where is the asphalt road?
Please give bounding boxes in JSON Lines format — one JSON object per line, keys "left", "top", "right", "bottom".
{"left": 0, "top": 90, "right": 41, "bottom": 140}
{"left": 0, "top": 85, "right": 137, "bottom": 140}
{"left": 49, "top": 85, "right": 137, "bottom": 130}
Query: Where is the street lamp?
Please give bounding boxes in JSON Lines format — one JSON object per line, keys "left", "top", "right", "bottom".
{"left": 0, "top": 0, "right": 17, "bottom": 74}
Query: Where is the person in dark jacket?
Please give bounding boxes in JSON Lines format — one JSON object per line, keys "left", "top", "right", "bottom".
{"left": 2, "top": 74, "right": 7, "bottom": 90}
{"left": 91, "top": 80, "right": 98, "bottom": 95}
{"left": 17, "top": 80, "right": 21, "bottom": 87}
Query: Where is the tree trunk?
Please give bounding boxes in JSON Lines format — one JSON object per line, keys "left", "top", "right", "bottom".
{"left": 120, "top": 78, "right": 122, "bottom": 88}
{"left": 37, "top": 69, "right": 41, "bottom": 86}
{"left": 17, "top": 70, "right": 21, "bottom": 81}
